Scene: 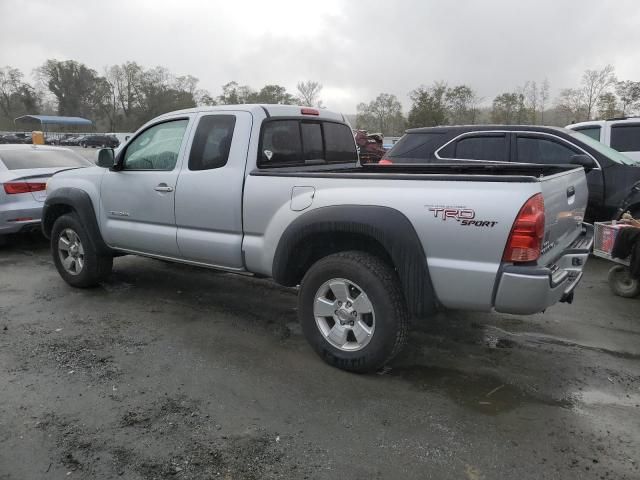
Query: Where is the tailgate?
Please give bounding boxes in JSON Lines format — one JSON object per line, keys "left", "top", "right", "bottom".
{"left": 537, "top": 167, "right": 588, "bottom": 265}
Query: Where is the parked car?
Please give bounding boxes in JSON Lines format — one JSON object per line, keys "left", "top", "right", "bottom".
{"left": 81, "top": 135, "right": 119, "bottom": 148}
{"left": 0, "top": 145, "right": 93, "bottom": 245}
{"left": 566, "top": 117, "right": 640, "bottom": 163}
{"left": 63, "top": 135, "right": 87, "bottom": 146}
{"left": 381, "top": 125, "right": 640, "bottom": 222}
{"left": 43, "top": 105, "right": 593, "bottom": 372}
{"left": 0, "top": 134, "right": 28, "bottom": 144}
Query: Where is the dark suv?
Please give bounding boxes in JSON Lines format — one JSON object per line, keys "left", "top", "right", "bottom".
{"left": 382, "top": 125, "right": 640, "bottom": 221}
{"left": 81, "top": 135, "right": 119, "bottom": 148}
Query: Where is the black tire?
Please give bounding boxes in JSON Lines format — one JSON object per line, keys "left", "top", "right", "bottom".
{"left": 51, "top": 213, "right": 113, "bottom": 288}
{"left": 298, "top": 251, "right": 409, "bottom": 373}
{"left": 608, "top": 265, "right": 640, "bottom": 298}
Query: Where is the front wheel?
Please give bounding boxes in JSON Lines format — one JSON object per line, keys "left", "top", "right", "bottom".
{"left": 608, "top": 265, "right": 640, "bottom": 298}
{"left": 298, "top": 251, "right": 409, "bottom": 373}
{"left": 51, "top": 214, "right": 113, "bottom": 288}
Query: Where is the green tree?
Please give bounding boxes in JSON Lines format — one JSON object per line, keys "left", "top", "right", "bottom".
{"left": 356, "top": 93, "right": 404, "bottom": 135}
{"left": 407, "top": 82, "right": 448, "bottom": 128}
{"left": 36, "top": 59, "right": 101, "bottom": 118}
{"left": 217, "top": 81, "right": 254, "bottom": 104}
{"left": 490, "top": 92, "right": 527, "bottom": 124}
{"left": 615, "top": 80, "right": 640, "bottom": 116}
{"left": 249, "top": 84, "right": 296, "bottom": 104}
{"left": 445, "top": 84, "right": 479, "bottom": 124}
{"left": 597, "top": 92, "right": 619, "bottom": 120}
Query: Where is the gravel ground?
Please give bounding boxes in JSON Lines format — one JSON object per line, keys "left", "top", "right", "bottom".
{"left": 0, "top": 233, "right": 639, "bottom": 479}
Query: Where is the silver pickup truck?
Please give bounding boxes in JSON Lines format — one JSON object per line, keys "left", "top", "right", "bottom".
{"left": 42, "top": 105, "right": 594, "bottom": 372}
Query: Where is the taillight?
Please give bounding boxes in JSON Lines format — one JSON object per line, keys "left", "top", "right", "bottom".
{"left": 379, "top": 158, "right": 393, "bottom": 165}
{"left": 3, "top": 182, "right": 47, "bottom": 194}
{"left": 503, "top": 193, "right": 545, "bottom": 263}
{"left": 301, "top": 108, "right": 319, "bottom": 116}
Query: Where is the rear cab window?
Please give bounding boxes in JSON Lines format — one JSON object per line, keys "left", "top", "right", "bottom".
{"left": 258, "top": 119, "right": 357, "bottom": 167}
{"left": 610, "top": 124, "right": 640, "bottom": 152}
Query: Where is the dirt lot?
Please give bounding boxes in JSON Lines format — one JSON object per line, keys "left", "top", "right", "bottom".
{"left": 0, "top": 233, "right": 639, "bottom": 479}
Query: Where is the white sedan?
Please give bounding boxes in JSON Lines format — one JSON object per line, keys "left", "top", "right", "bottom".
{"left": 0, "top": 144, "right": 92, "bottom": 245}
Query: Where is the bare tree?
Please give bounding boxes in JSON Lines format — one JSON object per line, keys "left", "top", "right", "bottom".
{"left": 556, "top": 88, "right": 587, "bottom": 124}
{"left": 296, "top": 80, "right": 323, "bottom": 107}
{"left": 540, "top": 78, "right": 550, "bottom": 124}
{"left": 581, "top": 65, "right": 616, "bottom": 120}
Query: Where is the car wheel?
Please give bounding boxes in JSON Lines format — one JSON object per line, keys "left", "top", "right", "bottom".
{"left": 51, "top": 214, "right": 113, "bottom": 288}
{"left": 608, "top": 265, "right": 640, "bottom": 298}
{"left": 298, "top": 251, "right": 409, "bottom": 373}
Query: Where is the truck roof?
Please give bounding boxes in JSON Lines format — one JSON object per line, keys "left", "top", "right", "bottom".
{"left": 161, "top": 104, "right": 346, "bottom": 123}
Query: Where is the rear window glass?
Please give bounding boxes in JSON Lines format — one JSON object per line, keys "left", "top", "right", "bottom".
{"left": 0, "top": 149, "right": 92, "bottom": 170}
{"left": 324, "top": 122, "right": 357, "bottom": 162}
{"left": 260, "top": 120, "right": 302, "bottom": 166}
{"left": 610, "top": 124, "right": 640, "bottom": 152}
{"left": 189, "top": 115, "right": 236, "bottom": 170}
{"left": 259, "top": 120, "right": 356, "bottom": 167}
{"left": 301, "top": 122, "right": 323, "bottom": 161}
{"left": 573, "top": 126, "right": 601, "bottom": 141}
{"left": 387, "top": 133, "right": 446, "bottom": 160}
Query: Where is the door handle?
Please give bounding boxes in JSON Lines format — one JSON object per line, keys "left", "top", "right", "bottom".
{"left": 154, "top": 184, "right": 174, "bottom": 193}
{"left": 567, "top": 186, "right": 575, "bottom": 198}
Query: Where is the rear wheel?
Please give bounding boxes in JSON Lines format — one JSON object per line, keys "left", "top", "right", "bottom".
{"left": 608, "top": 265, "right": 640, "bottom": 298}
{"left": 298, "top": 251, "right": 409, "bottom": 373}
{"left": 51, "top": 214, "right": 113, "bottom": 288}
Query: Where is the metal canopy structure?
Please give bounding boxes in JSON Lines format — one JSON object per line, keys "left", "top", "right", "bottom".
{"left": 14, "top": 115, "right": 93, "bottom": 128}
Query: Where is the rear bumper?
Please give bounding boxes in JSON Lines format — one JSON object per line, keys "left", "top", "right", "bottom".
{"left": 493, "top": 223, "right": 594, "bottom": 315}
{"left": 0, "top": 203, "right": 43, "bottom": 235}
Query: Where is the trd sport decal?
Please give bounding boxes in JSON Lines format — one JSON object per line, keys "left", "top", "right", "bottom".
{"left": 426, "top": 206, "right": 498, "bottom": 228}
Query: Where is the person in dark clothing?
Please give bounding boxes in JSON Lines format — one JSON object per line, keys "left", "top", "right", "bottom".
{"left": 612, "top": 224, "right": 640, "bottom": 279}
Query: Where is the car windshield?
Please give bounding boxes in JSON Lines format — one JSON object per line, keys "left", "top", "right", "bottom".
{"left": 0, "top": 148, "right": 93, "bottom": 170}
{"left": 568, "top": 131, "right": 640, "bottom": 166}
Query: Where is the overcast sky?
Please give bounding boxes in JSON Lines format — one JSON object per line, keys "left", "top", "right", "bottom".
{"left": 1, "top": 0, "right": 640, "bottom": 113}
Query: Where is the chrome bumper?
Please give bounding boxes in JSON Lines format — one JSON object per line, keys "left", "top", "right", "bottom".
{"left": 493, "top": 223, "right": 594, "bottom": 315}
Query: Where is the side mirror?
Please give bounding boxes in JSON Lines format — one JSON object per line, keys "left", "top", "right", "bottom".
{"left": 570, "top": 154, "right": 596, "bottom": 172}
{"left": 97, "top": 148, "right": 115, "bottom": 168}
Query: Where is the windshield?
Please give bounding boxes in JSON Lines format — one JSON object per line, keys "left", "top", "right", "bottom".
{"left": 568, "top": 131, "right": 640, "bottom": 166}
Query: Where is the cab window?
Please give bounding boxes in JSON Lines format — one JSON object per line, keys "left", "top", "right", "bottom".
{"left": 573, "top": 126, "right": 601, "bottom": 141}
{"left": 123, "top": 119, "right": 189, "bottom": 170}
{"left": 610, "top": 124, "right": 640, "bottom": 152}
{"left": 189, "top": 115, "right": 236, "bottom": 170}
